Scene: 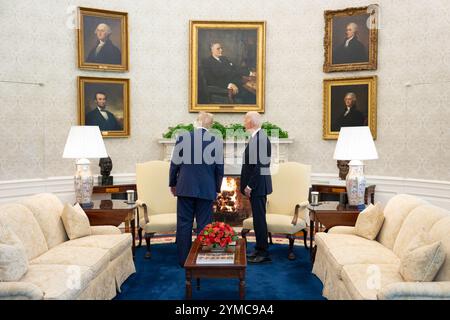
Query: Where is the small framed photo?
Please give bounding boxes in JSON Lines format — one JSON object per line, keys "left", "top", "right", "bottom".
{"left": 78, "top": 76, "right": 130, "bottom": 138}
{"left": 323, "top": 76, "right": 377, "bottom": 140}
{"left": 323, "top": 5, "right": 378, "bottom": 72}
{"left": 189, "top": 20, "right": 266, "bottom": 113}
{"left": 77, "top": 7, "right": 128, "bottom": 72}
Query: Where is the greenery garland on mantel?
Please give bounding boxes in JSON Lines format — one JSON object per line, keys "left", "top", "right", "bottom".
{"left": 162, "top": 121, "right": 288, "bottom": 139}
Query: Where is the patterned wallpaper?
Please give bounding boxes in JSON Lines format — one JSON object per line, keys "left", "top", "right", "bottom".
{"left": 0, "top": 0, "right": 449, "bottom": 181}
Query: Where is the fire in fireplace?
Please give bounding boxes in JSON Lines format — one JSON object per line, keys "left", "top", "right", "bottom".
{"left": 213, "top": 176, "right": 251, "bottom": 226}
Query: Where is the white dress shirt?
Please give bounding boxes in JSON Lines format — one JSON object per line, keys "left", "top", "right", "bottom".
{"left": 345, "top": 36, "right": 354, "bottom": 47}
{"left": 97, "top": 107, "right": 109, "bottom": 120}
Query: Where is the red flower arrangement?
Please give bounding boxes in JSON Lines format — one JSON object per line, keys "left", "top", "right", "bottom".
{"left": 197, "top": 222, "right": 239, "bottom": 248}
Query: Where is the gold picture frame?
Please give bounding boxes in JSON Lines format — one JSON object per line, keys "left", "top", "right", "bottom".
{"left": 77, "top": 7, "right": 128, "bottom": 72}
{"left": 78, "top": 76, "right": 130, "bottom": 138}
{"left": 323, "top": 76, "right": 377, "bottom": 140}
{"left": 323, "top": 5, "right": 378, "bottom": 72}
{"left": 189, "top": 20, "right": 266, "bottom": 113}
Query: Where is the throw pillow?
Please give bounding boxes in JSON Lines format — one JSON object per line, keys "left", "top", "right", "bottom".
{"left": 400, "top": 232, "right": 445, "bottom": 282}
{"left": 61, "top": 203, "right": 92, "bottom": 240}
{"left": 354, "top": 202, "right": 385, "bottom": 240}
{"left": 0, "top": 224, "right": 28, "bottom": 281}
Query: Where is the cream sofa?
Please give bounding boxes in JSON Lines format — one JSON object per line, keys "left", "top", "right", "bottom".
{"left": 0, "top": 193, "right": 136, "bottom": 300}
{"left": 312, "top": 194, "right": 450, "bottom": 300}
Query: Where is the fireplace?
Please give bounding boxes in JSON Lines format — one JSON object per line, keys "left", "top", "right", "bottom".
{"left": 212, "top": 176, "right": 251, "bottom": 226}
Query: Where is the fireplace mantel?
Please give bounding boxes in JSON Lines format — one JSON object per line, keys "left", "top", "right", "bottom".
{"left": 158, "top": 138, "right": 294, "bottom": 175}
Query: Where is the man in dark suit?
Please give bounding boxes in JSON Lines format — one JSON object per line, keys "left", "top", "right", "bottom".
{"left": 201, "top": 42, "right": 255, "bottom": 104}
{"left": 86, "top": 23, "right": 121, "bottom": 65}
{"left": 333, "top": 22, "right": 368, "bottom": 64}
{"left": 85, "top": 92, "right": 121, "bottom": 131}
{"left": 169, "top": 112, "right": 224, "bottom": 267}
{"left": 333, "top": 92, "right": 367, "bottom": 132}
{"left": 240, "top": 112, "right": 273, "bottom": 263}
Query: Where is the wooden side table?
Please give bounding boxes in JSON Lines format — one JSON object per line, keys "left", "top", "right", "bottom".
{"left": 311, "top": 184, "right": 376, "bottom": 205}
{"left": 309, "top": 201, "right": 362, "bottom": 262}
{"left": 84, "top": 200, "right": 136, "bottom": 257}
{"left": 184, "top": 238, "right": 247, "bottom": 300}
{"left": 93, "top": 184, "right": 137, "bottom": 200}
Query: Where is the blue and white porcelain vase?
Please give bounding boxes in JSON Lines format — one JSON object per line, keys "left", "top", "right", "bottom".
{"left": 345, "top": 160, "right": 366, "bottom": 207}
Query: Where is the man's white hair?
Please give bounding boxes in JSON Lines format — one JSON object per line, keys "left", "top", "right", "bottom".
{"left": 344, "top": 92, "right": 357, "bottom": 102}
{"left": 246, "top": 111, "right": 262, "bottom": 128}
{"left": 346, "top": 22, "right": 359, "bottom": 33}
{"left": 196, "top": 111, "right": 214, "bottom": 128}
{"left": 95, "top": 23, "right": 112, "bottom": 36}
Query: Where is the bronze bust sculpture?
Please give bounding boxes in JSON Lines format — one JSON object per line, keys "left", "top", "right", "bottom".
{"left": 98, "top": 156, "right": 113, "bottom": 185}
{"left": 337, "top": 160, "right": 350, "bottom": 180}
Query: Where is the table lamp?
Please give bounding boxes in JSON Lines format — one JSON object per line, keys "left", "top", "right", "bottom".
{"left": 333, "top": 127, "right": 378, "bottom": 209}
{"left": 63, "top": 126, "right": 108, "bottom": 208}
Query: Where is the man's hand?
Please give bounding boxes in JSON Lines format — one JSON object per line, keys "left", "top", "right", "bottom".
{"left": 227, "top": 83, "right": 239, "bottom": 95}
{"left": 244, "top": 186, "right": 252, "bottom": 198}
{"left": 170, "top": 187, "right": 176, "bottom": 197}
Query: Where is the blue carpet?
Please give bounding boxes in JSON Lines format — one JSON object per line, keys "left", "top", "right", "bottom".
{"left": 115, "top": 243, "right": 325, "bottom": 300}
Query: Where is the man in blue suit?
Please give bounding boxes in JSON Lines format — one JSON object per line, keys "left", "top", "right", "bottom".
{"left": 169, "top": 112, "right": 224, "bottom": 267}
{"left": 240, "top": 112, "right": 273, "bottom": 263}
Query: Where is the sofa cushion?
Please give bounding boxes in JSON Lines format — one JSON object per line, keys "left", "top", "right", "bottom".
{"left": 19, "top": 264, "right": 94, "bottom": 300}
{"left": 341, "top": 264, "right": 403, "bottom": 300}
{"left": 400, "top": 232, "right": 445, "bottom": 282}
{"left": 139, "top": 213, "right": 177, "bottom": 234}
{"left": 0, "top": 204, "right": 48, "bottom": 260}
{"left": 21, "top": 193, "right": 68, "bottom": 249}
{"left": 377, "top": 194, "right": 428, "bottom": 250}
{"left": 30, "top": 246, "right": 110, "bottom": 278}
{"left": 393, "top": 205, "right": 449, "bottom": 258}
{"left": 327, "top": 244, "right": 400, "bottom": 279}
{"left": 355, "top": 203, "right": 385, "bottom": 240}
{"left": 429, "top": 216, "right": 450, "bottom": 281}
{"left": 58, "top": 234, "right": 132, "bottom": 261}
{"left": 0, "top": 225, "right": 28, "bottom": 281}
{"left": 315, "top": 232, "right": 383, "bottom": 251}
{"left": 243, "top": 214, "right": 307, "bottom": 234}
{"left": 61, "top": 203, "right": 92, "bottom": 240}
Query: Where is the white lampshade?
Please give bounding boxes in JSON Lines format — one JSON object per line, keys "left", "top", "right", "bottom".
{"left": 63, "top": 126, "right": 108, "bottom": 159}
{"left": 333, "top": 126, "right": 378, "bottom": 161}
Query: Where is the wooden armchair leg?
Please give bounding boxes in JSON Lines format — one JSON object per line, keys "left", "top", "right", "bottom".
{"left": 144, "top": 233, "right": 155, "bottom": 259}
{"left": 287, "top": 234, "right": 296, "bottom": 260}
{"left": 241, "top": 229, "right": 250, "bottom": 245}
{"left": 303, "top": 229, "right": 309, "bottom": 249}
{"left": 268, "top": 232, "right": 273, "bottom": 245}
{"left": 137, "top": 227, "right": 143, "bottom": 248}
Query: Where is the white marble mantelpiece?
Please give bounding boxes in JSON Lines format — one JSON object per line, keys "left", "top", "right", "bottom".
{"left": 158, "top": 138, "right": 294, "bottom": 175}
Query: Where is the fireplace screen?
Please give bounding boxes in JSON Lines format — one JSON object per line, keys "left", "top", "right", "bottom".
{"left": 213, "top": 176, "right": 251, "bottom": 226}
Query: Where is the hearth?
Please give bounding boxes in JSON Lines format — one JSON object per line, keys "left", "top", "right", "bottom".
{"left": 213, "top": 176, "right": 251, "bottom": 226}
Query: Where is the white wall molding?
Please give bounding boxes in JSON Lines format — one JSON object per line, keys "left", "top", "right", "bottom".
{"left": 1, "top": 174, "right": 450, "bottom": 209}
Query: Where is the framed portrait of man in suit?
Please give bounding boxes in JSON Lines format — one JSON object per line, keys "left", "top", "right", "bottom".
{"left": 78, "top": 76, "right": 130, "bottom": 137}
{"left": 323, "top": 5, "right": 378, "bottom": 72}
{"left": 77, "top": 7, "right": 128, "bottom": 72}
{"left": 189, "top": 21, "right": 266, "bottom": 113}
{"left": 323, "top": 76, "right": 377, "bottom": 140}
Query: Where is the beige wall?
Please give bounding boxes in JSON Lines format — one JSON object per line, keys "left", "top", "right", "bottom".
{"left": 0, "top": 0, "right": 449, "bottom": 181}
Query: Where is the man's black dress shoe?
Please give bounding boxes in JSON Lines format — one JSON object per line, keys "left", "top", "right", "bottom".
{"left": 247, "top": 251, "right": 259, "bottom": 258}
{"left": 248, "top": 255, "right": 272, "bottom": 263}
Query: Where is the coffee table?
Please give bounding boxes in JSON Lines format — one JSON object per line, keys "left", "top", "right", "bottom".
{"left": 184, "top": 238, "right": 247, "bottom": 299}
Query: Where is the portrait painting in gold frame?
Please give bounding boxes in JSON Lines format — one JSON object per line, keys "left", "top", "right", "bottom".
{"left": 323, "top": 5, "right": 378, "bottom": 73}
{"left": 77, "top": 7, "right": 128, "bottom": 72}
{"left": 189, "top": 20, "right": 266, "bottom": 113}
{"left": 323, "top": 76, "right": 377, "bottom": 140}
{"left": 78, "top": 76, "right": 130, "bottom": 138}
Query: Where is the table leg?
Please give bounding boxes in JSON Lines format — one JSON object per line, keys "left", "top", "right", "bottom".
{"left": 131, "top": 218, "right": 136, "bottom": 258}
{"left": 186, "top": 271, "right": 192, "bottom": 299}
{"left": 310, "top": 220, "right": 314, "bottom": 259}
{"left": 124, "top": 220, "right": 130, "bottom": 233}
{"left": 239, "top": 276, "right": 246, "bottom": 300}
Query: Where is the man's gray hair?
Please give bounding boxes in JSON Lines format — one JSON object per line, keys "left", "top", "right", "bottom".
{"left": 95, "top": 23, "right": 112, "bottom": 36}
{"left": 346, "top": 22, "right": 359, "bottom": 33}
{"left": 246, "top": 111, "right": 262, "bottom": 128}
{"left": 344, "top": 92, "right": 357, "bottom": 102}
{"left": 196, "top": 111, "right": 214, "bottom": 128}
